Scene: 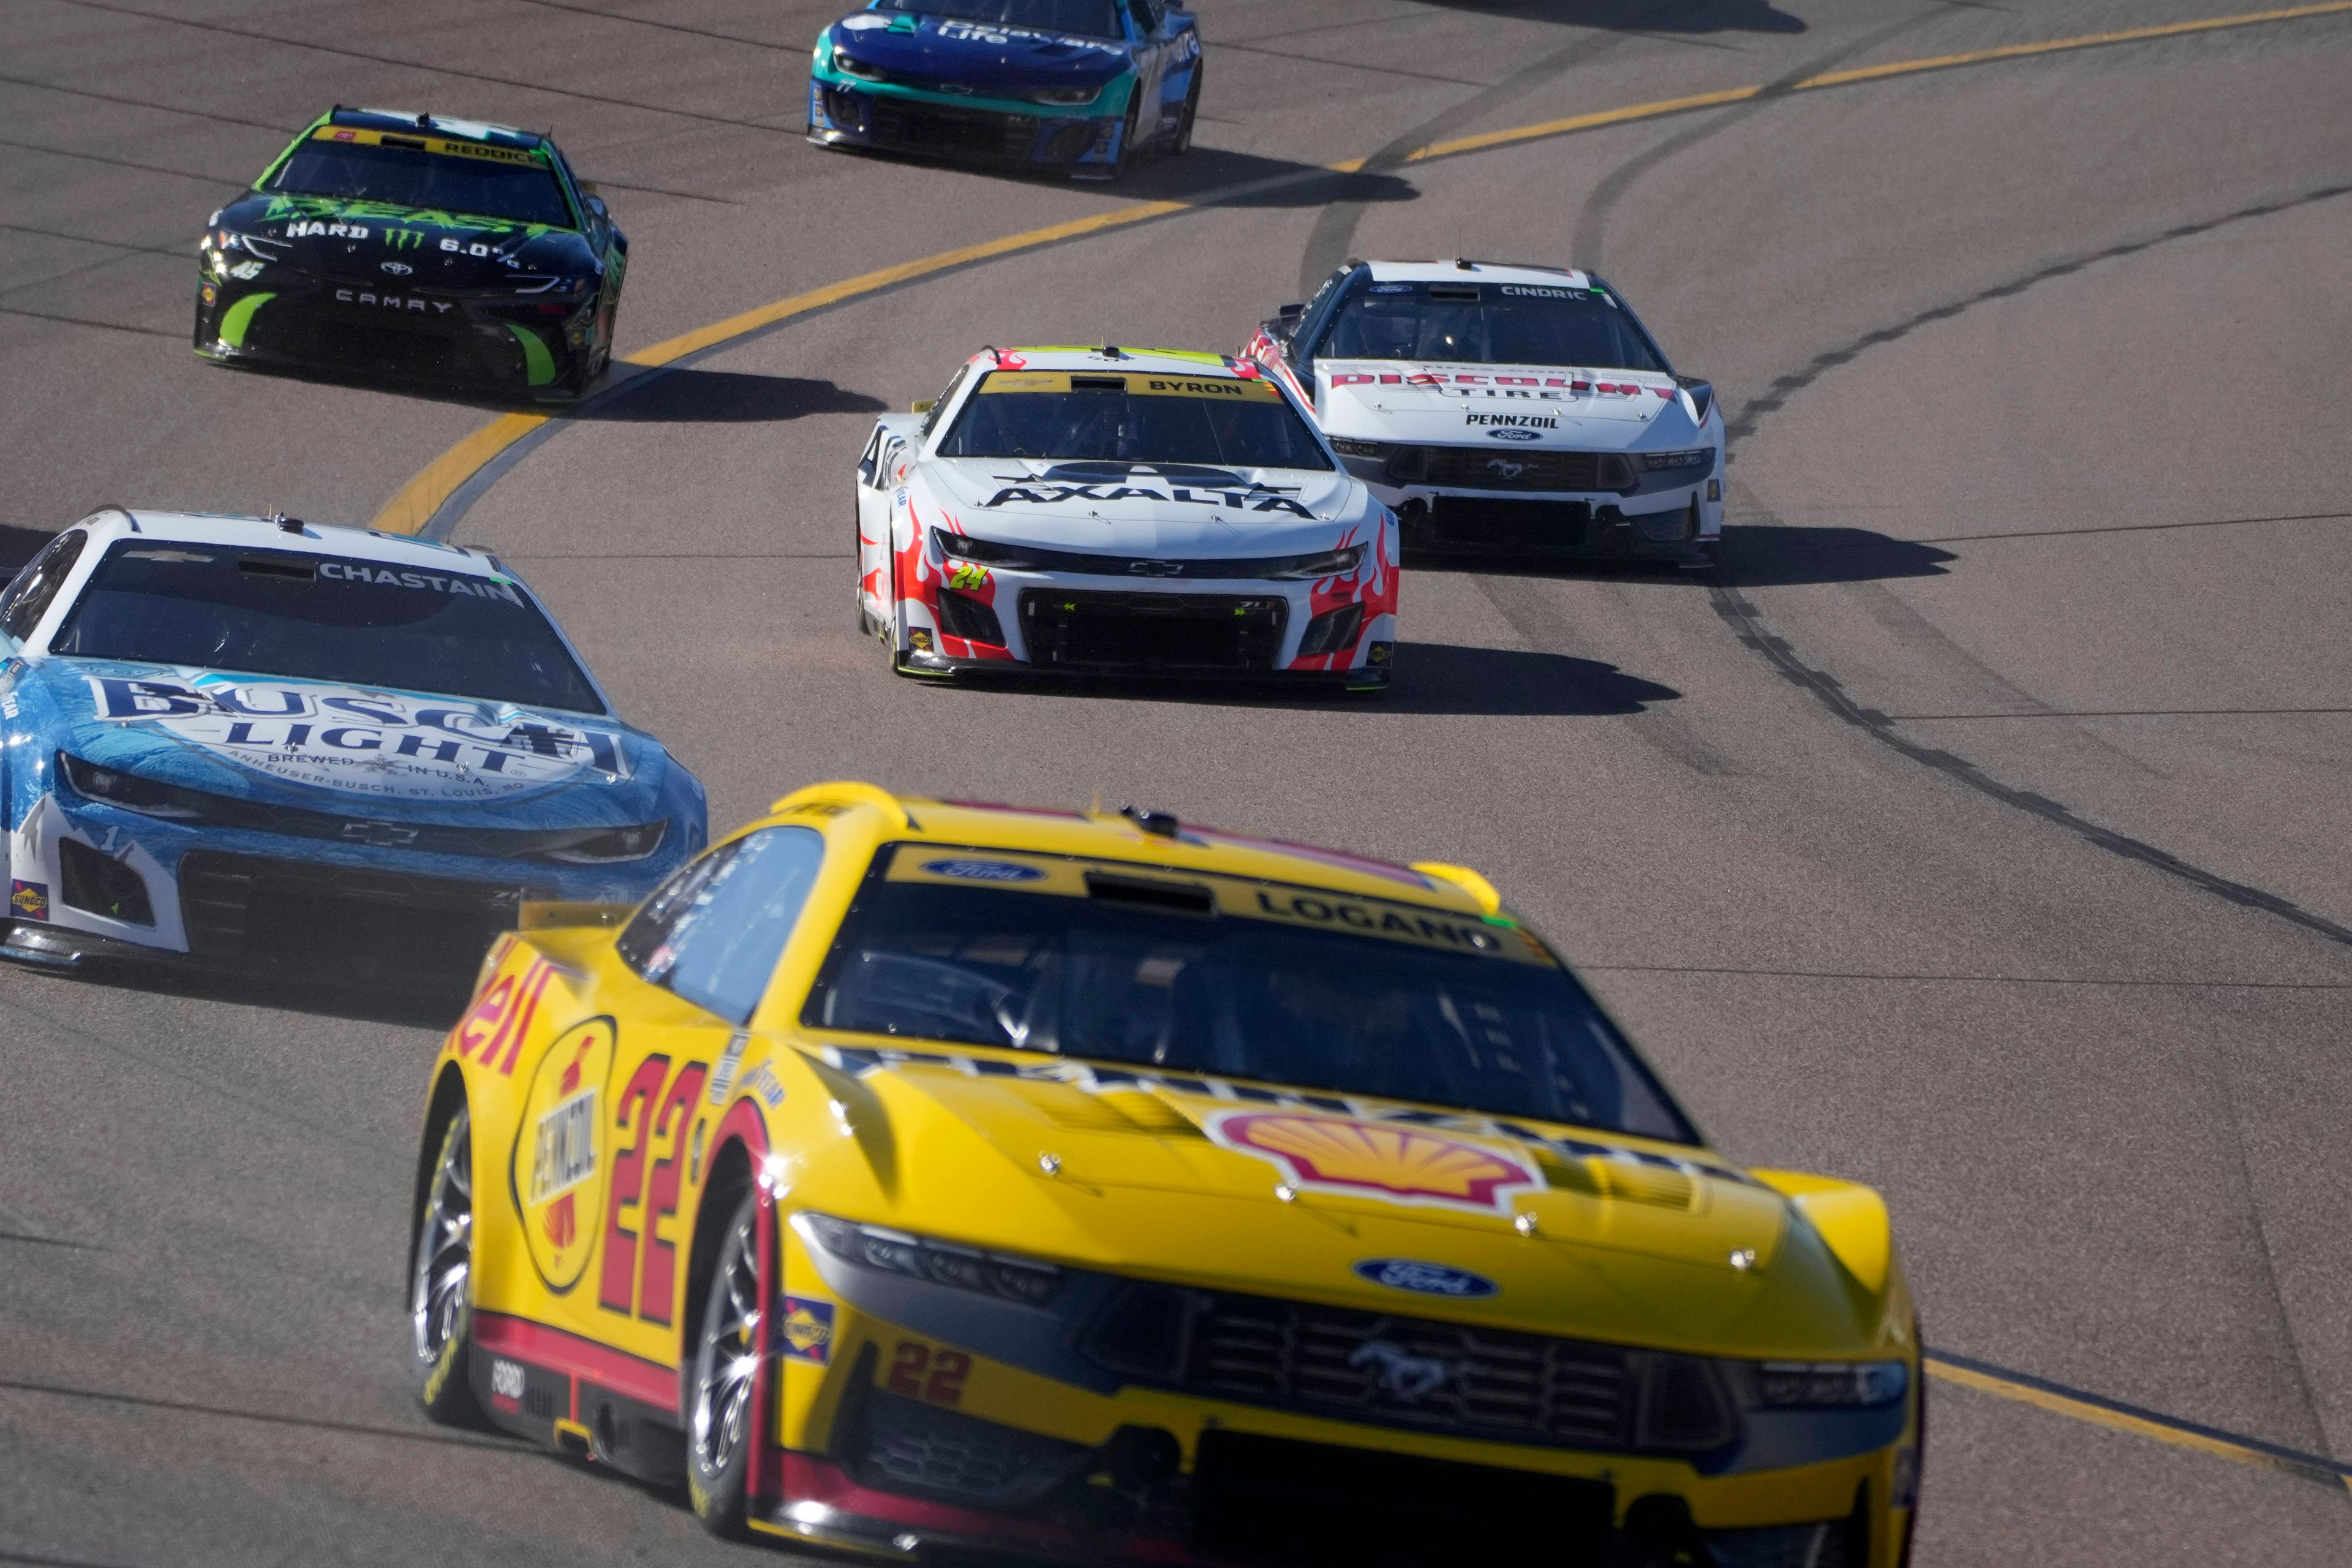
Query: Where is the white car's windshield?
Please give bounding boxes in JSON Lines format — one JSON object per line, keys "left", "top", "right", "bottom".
{"left": 937, "top": 369, "right": 1334, "bottom": 471}
{"left": 1321, "top": 279, "right": 1667, "bottom": 371}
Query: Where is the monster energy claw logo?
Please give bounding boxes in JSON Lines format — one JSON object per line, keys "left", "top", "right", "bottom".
{"left": 385, "top": 229, "right": 426, "bottom": 250}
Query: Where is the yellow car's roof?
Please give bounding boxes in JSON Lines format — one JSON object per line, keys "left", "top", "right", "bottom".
{"left": 764, "top": 781, "right": 1508, "bottom": 921}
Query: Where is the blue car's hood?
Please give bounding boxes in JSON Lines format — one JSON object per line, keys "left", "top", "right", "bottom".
{"left": 830, "top": 10, "right": 1129, "bottom": 91}
{"left": 23, "top": 658, "right": 667, "bottom": 827}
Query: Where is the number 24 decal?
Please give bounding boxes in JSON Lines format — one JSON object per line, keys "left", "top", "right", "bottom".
{"left": 598, "top": 1054, "right": 707, "bottom": 1324}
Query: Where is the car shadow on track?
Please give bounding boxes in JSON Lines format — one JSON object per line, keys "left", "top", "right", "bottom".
{"left": 7, "top": 957, "right": 472, "bottom": 1031}
{"left": 931, "top": 643, "right": 1678, "bottom": 716}
{"left": 1415, "top": 0, "right": 1804, "bottom": 36}
{"left": 820, "top": 140, "right": 1417, "bottom": 209}
{"left": 1404, "top": 525, "right": 1954, "bottom": 587}
{"left": 573, "top": 366, "right": 886, "bottom": 423}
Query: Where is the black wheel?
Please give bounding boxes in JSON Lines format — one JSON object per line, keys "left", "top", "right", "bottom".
{"left": 685, "top": 1191, "right": 762, "bottom": 1539}
{"left": 408, "top": 1104, "right": 483, "bottom": 1425}
{"left": 1172, "top": 62, "right": 1202, "bottom": 156}
{"left": 1106, "top": 96, "right": 1144, "bottom": 182}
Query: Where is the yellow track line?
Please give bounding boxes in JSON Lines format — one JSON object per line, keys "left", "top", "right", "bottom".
{"left": 371, "top": 0, "right": 2352, "bottom": 533}
{"left": 1924, "top": 1354, "right": 2352, "bottom": 1490}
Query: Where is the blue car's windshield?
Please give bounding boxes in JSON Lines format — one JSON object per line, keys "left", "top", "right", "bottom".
{"left": 50, "top": 542, "right": 604, "bottom": 714}
{"left": 870, "top": 0, "right": 1126, "bottom": 40}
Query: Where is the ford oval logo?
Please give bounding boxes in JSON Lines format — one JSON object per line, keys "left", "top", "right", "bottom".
{"left": 1354, "top": 1258, "right": 1499, "bottom": 1298}
{"left": 1485, "top": 428, "right": 1542, "bottom": 442}
{"left": 922, "top": 858, "right": 1044, "bottom": 883}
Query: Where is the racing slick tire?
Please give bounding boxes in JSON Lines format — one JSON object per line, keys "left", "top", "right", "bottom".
{"left": 1104, "top": 97, "right": 1145, "bottom": 183}
{"left": 407, "top": 1101, "right": 486, "bottom": 1427}
{"left": 1173, "top": 64, "right": 1202, "bottom": 156}
{"left": 684, "top": 1190, "right": 763, "bottom": 1539}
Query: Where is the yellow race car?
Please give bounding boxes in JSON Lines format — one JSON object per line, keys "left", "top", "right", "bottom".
{"left": 409, "top": 783, "right": 1921, "bottom": 1567}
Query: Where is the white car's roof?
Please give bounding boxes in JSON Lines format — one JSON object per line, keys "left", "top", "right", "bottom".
{"left": 73, "top": 508, "right": 504, "bottom": 573}
{"left": 966, "top": 346, "right": 1257, "bottom": 377}
{"left": 1360, "top": 259, "right": 1597, "bottom": 290}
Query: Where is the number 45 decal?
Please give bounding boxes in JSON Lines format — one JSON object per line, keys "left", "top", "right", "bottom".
{"left": 598, "top": 1055, "right": 707, "bottom": 1324}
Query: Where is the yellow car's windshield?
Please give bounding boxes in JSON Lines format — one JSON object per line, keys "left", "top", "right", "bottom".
{"left": 801, "top": 846, "right": 1697, "bottom": 1144}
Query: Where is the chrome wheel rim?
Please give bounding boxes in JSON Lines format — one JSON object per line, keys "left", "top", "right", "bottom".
{"left": 691, "top": 1201, "right": 762, "bottom": 1478}
{"left": 409, "top": 1106, "right": 472, "bottom": 1368}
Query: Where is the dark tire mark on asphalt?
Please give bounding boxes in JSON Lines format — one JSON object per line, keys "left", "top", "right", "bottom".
{"left": 1568, "top": 7, "right": 1941, "bottom": 271}
{"left": 1296, "top": 31, "right": 1632, "bottom": 295}
{"left": 50, "top": 0, "right": 813, "bottom": 137}
{"left": 0, "top": 1378, "right": 517, "bottom": 1452}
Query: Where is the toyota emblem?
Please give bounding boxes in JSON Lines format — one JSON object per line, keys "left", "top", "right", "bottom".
{"left": 380, "top": 261, "right": 413, "bottom": 276}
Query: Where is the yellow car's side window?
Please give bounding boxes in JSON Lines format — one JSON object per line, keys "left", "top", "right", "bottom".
{"left": 614, "top": 825, "right": 826, "bottom": 1024}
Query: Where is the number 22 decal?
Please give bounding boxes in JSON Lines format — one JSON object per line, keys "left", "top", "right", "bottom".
{"left": 598, "top": 1055, "right": 707, "bottom": 1324}
{"left": 888, "top": 1341, "right": 970, "bottom": 1406}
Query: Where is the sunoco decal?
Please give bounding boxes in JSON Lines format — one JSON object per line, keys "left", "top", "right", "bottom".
{"left": 83, "top": 676, "right": 625, "bottom": 801}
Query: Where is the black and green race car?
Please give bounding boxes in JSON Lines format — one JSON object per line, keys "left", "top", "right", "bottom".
{"left": 195, "top": 107, "right": 627, "bottom": 401}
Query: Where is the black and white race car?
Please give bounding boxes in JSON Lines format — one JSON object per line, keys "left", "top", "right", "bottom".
{"left": 854, "top": 347, "right": 1397, "bottom": 688}
{"left": 1245, "top": 260, "right": 1723, "bottom": 570}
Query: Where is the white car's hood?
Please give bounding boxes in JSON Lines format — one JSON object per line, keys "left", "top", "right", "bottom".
{"left": 914, "top": 458, "right": 1373, "bottom": 554}
{"left": 1317, "top": 359, "right": 1702, "bottom": 451}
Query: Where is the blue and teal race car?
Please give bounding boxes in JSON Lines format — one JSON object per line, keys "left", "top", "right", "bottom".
{"left": 0, "top": 509, "right": 706, "bottom": 990}
{"left": 808, "top": 0, "right": 1202, "bottom": 180}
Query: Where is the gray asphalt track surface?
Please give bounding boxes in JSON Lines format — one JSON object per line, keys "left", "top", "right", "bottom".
{"left": 4, "top": 1, "right": 2350, "bottom": 1563}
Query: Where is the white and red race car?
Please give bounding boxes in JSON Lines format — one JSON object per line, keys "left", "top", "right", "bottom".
{"left": 1244, "top": 260, "right": 1723, "bottom": 570}
{"left": 854, "top": 346, "right": 1397, "bottom": 689}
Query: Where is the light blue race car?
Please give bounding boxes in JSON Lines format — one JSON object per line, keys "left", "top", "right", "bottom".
{"left": 807, "top": 0, "right": 1202, "bottom": 181}
{"left": 0, "top": 508, "right": 706, "bottom": 987}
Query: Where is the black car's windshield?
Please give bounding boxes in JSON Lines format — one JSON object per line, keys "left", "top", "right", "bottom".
{"left": 51, "top": 543, "right": 605, "bottom": 714}
{"left": 937, "top": 369, "right": 1333, "bottom": 471}
{"left": 871, "top": 0, "right": 1125, "bottom": 39}
{"left": 268, "top": 132, "right": 574, "bottom": 228}
{"left": 1320, "top": 279, "right": 1667, "bottom": 371}
{"left": 803, "top": 849, "right": 1697, "bottom": 1144}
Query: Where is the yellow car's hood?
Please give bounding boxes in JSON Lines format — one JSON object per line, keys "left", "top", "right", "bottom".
{"left": 786, "top": 1046, "right": 1904, "bottom": 1361}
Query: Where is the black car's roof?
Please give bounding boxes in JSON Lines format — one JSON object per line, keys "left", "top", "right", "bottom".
{"left": 325, "top": 105, "right": 550, "bottom": 153}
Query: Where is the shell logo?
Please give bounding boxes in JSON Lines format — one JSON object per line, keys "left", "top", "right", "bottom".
{"left": 1209, "top": 1112, "right": 1539, "bottom": 1215}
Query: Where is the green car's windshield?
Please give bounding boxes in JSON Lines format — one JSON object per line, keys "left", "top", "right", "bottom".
{"left": 268, "top": 134, "right": 574, "bottom": 229}
{"left": 802, "top": 847, "right": 1698, "bottom": 1144}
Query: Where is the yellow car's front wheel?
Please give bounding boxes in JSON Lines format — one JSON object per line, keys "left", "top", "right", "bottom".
{"left": 408, "top": 1104, "right": 482, "bottom": 1426}
{"left": 685, "top": 1190, "right": 762, "bottom": 1537}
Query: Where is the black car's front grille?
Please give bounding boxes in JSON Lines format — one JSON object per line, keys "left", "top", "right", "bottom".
{"left": 1019, "top": 591, "right": 1287, "bottom": 674}
{"left": 1192, "top": 1430, "right": 1615, "bottom": 1566}
{"left": 867, "top": 96, "right": 1038, "bottom": 160}
{"left": 244, "top": 301, "right": 484, "bottom": 380}
{"left": 177, "top": 851, "right": 532, "bottom": 981}
{"left": 1393, "top": 445, "right": 1632, "bottom": 492}
{"left": 1082, "top": 1282, "right": 1736, "bottom": 1458}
